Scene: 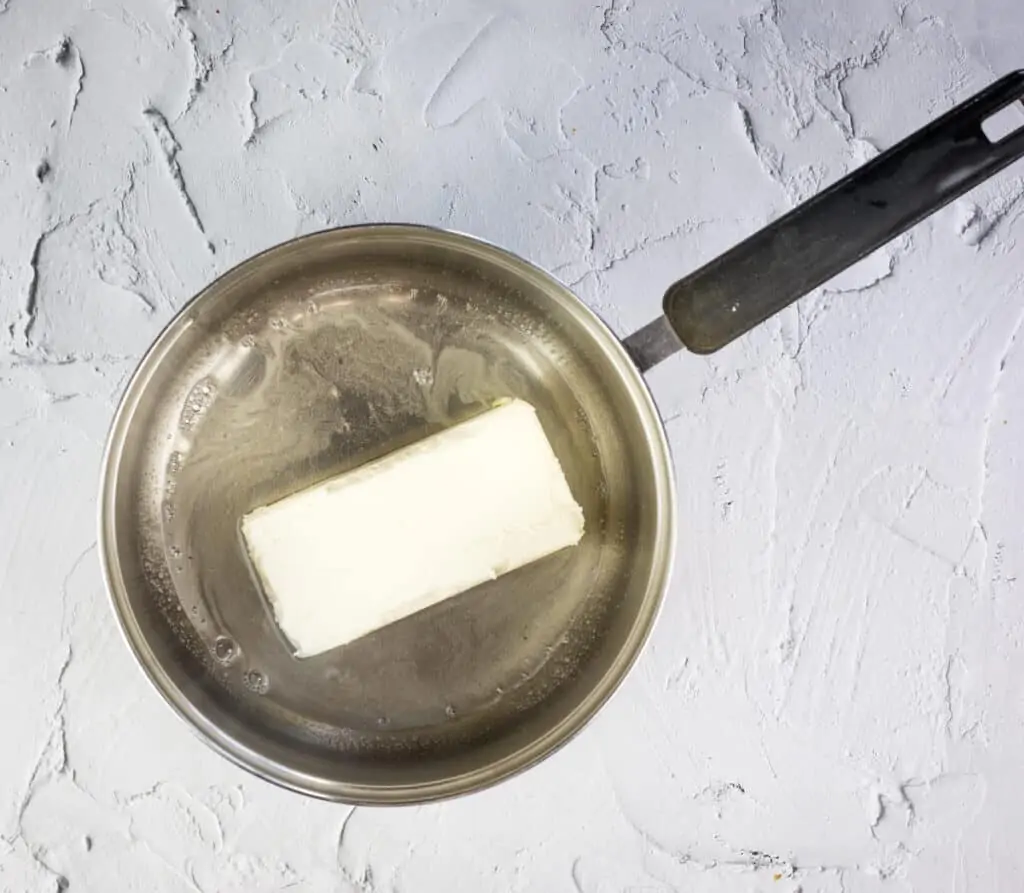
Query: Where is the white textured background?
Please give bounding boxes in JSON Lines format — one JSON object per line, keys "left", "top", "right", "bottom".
{"left": 2, "top": 0, "right": 1023, "bottom": 890}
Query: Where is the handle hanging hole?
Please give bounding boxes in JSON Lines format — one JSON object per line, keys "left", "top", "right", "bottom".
{"left": 981, "top": 99, "right": 1024, "bottom": 144}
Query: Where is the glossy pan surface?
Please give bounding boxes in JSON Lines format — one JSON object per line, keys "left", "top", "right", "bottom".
{"left": 99, "top": 225, "right": 676, "bottom": 803}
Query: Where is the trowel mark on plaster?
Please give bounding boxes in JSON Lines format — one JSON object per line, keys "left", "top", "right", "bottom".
{"left": 142, "top": 106, "right": 215, "bottom": 254}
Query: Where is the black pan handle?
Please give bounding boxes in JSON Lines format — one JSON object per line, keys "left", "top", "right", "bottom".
{"left": 623, "top": 70, "right": 1024, "bottom": 368}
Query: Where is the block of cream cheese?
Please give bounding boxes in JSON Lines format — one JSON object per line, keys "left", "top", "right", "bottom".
{"left": 241, "top": 399, "right": 585, "bottom": 658}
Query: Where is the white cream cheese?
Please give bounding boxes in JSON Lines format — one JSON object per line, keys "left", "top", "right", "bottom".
{"left": 241, "top": 399, "right": 585, "bottom": 658}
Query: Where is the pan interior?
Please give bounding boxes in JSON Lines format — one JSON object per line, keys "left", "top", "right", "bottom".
{"left": 101, "top": 226, "right": 674, "bottom": 801}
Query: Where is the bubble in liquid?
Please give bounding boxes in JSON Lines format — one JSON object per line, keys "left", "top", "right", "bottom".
{"left": 169, "top": 545, "right": 182, "bottom": 558}
{"left": 243, "top": 669, "right": 268, "bottom": 694}
{"left": 214, "top": 637, "right": 237, "bottom": 664}
{"left": 179, "top": 378, "right": 217, "bottom": 431}
{"left": 376, "top": 715, "right": 390, "bottom": 727}
{"left": 444, "top": 704, "right": 456, "bottom": 719}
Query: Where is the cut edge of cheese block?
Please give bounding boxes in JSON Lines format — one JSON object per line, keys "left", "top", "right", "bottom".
{"left": 240, "top": 398, "right": 585, "bottom": 658}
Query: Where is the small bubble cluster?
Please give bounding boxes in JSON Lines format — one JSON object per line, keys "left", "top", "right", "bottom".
{"left": 243, "top": 669, "right": 269, "bottom": 694}
{"left": 179, "top": 378, "right": 218, "bottom": 432}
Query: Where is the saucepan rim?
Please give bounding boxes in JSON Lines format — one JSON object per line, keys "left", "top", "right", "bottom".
{"left": 98, "top": 222, "right": 678, "bottom": 803}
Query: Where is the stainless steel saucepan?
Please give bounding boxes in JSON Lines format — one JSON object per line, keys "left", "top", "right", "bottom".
{"left": 100, "top": 73, "right": 1024, "bottom": 803}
